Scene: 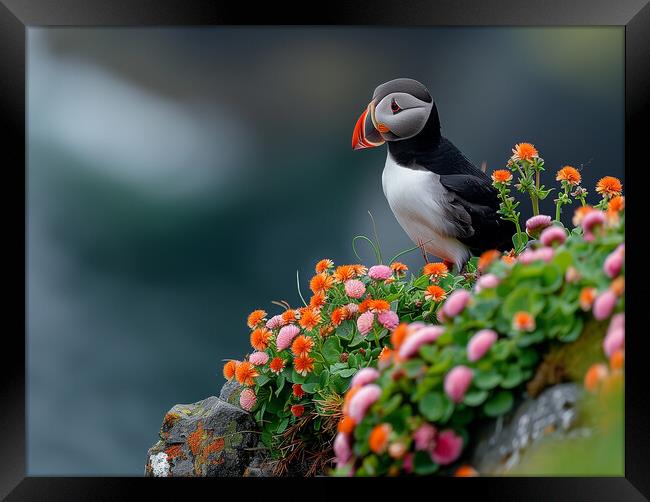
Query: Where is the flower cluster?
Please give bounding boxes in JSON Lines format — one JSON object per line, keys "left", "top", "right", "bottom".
{"left": 221, "top": 142, "right": 624, "bottom": 477}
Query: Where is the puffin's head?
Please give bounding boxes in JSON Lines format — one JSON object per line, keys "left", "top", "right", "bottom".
{"left": 352, "top": 78, "right": 434, "bottom": 150}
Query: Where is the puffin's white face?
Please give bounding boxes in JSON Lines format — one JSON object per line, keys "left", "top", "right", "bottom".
{"left": 371, "top": 92, "right": 433, "bottom": 142}
{"left": 352, "top": 78, "right": 435, "bottom": 150}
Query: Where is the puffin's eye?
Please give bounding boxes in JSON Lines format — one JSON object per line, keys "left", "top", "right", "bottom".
{"left": 390, "top": 100, "right": 402, "bottom": 114}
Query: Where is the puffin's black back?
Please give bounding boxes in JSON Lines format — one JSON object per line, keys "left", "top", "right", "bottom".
{"left": 388, "top": 108, "right": 516, "bottom": 254}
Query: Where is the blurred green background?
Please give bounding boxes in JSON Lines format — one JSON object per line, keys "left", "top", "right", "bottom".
{"left": 27, "top": 27, "right": 623, "bottom": 474}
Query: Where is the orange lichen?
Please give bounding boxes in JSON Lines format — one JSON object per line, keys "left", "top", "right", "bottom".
{"left": 204, "top": 437, "right": 225, "bottom": 457}
{"left": 165, "top": 444, "right": 184, "bottom": 460}
{"left": 188, "top": 421, "right": 206, "bottom": 456}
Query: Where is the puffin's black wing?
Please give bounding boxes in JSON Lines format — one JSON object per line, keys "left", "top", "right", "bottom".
{"left": 438, "top": 173, "right": 516, "bottom": 253}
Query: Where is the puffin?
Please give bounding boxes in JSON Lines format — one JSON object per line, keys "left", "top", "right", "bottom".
{"left": 352, "top": 78, "right": 515, "bottom": 269}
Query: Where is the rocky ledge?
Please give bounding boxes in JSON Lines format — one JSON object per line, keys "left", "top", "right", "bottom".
{"left": 145, "top": 382, "right": 585, "bottom": 477}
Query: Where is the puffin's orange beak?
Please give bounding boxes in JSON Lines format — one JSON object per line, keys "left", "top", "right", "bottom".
{"left": 352, "top": 103, "right": 386, "bottom": 150}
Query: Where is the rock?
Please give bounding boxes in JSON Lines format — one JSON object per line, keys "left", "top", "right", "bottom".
{"left": 144, "top": 395, "right": 258, "bottom": 477}
{"left": 470, "top": 383, "right": 588, "bottom": 474}
{"left": 219, "top": 379, "right": 243, "bottom": 406}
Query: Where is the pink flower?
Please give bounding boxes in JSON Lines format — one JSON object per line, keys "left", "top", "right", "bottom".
{"left": 474, "top": 273, "right": 499, "bottom": 293}
{"left": 345, "top": 302, "right": 359, "bottom": 315}
{"left": 444, "top": 365, "right": 473, "bottom": 403}
{"left": 593, "top": 290, "right": 617, "bottom": 321}
{"left": 347, "top": 384, "right": 381, "bottom": 423}
{"left": 413, "top": 423, "right": 437, "bottom": 451}
{"left": 334, "top": 432, "right": 352, "bottom": 465}
{"left": 437, "top": 308, "right": 447, "bottom": 323}
{"left": 249, "top": 351, "right": 269, "bottom": 366}
{"left": 431, "top": 429, "right": 463, "bottom": 465}
{"left": 526, "top": 214, "right": 552, "bottom": 238}
{"left": 368, "top": 265, "right": 393, "bottom": 280}
{"left": 357, "top": 311, "right": 375, "bottom": 336}
{"left": 351, "top": 367, "right": 380, "bottom": 388}
{"left": 603, "top": 247, "right": 624, "bottom": 278}
{"left": 265, "top": 315, "right": 285, "bottom": 330}
{"left": 517, "top": 249, "right": 536, "bottom": 265}
{"left": 398, "top": 326, "right": 445, "bottom": 359}
{"left": 603, "top": 326, "right": 624, "bottom": 358}
{"left": 345, "top": 279, "right": 366, "bottom": 299}
{"left": 535, "top": 246, "right": 555, "bottom": 263}
{"left": 582, "top": 210, "right": 606, "bottom": 241}
{"left": 467, "top": 329, "right": 498, "bottom": 362}
{"left": 603, "top": 313, "right": 625, "bottom": 357}
{"left": 378, "top": 310, "right": 399, "bottom": 330}
{"left": 565, "top": 266, "right": 580, "bottom": 283}
{"left": 239, "top": 388, "right": 257, "bottom": 411}
{"left": 442, "top": 289, "right": 471, "bottom": 318}
{"left": 276, "top": 324, "right": 300, "bottom": 350}
{"left": 540, "top": 226, "right": 567, "bottom": 247}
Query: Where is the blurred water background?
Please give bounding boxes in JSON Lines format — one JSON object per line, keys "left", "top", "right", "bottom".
{"left": 27, "top": 27, "right": 623, "bottom": 474}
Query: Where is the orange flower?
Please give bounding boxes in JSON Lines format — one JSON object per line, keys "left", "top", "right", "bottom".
{"left": 282, "top": 309, "right": 297, "bottom": 324}
{"left": 358, "top": 298, "right": 373, "bottom": 313}
{"left": 333, "top": 265, "right": 356, "bottom": 282}
{"left": 309, "top": 273, "right": 335, "bottom": 294}
{"left": 390, "top": 323, "right": 409, "bottom": 350}
{"left": 309, "top": 291, "right": 326, "bottom": 309}
{"left": 338, "top": 416, "right": 356, "bottom": 435}
{"left": 247, "top": 309, "right": 267, "bottom": 329}
{"left": 425, "top": 285, "right": 447, "bottom": 302}
{"left": 454, "top": 465, "right": 479, "bottom": 477}
{"left": 390, "top": 262, "right": 409, "bottom": 275}
{"left": 250, "top": 327, "right": 272, "bottom": 351}
{"left": 351, "top": 264, "right": 368, "bottom": 276}
{"left": 512, "top": 311, "right": 535, "bottom": 332}
{"left": 596, "top": 176, "right": 622, "bottom": 198}
{"left": 369, "top": 423, "right": 392, "bottom": 454}
{"left": 290, "top": 405, "right": 305, "bottom": 417}
{"left": 579, "top": 287, "right": 597, "bottom": 311}
{"left": 423, "top": 262, "right": 449, "bottom": 281}
{"left": 501, "top": 250, "right": 516, "bottom": 265}
{"left": 610, "top": 349, "right": 624, "bottom": 372}
{"left": 478, "top": 249, "right": 501, "bottom": 271}
{"left": 369, "top": 299, "right": 390, "bottom": 312}
{"left": 292, "top": 383, "right": 305, "bottom": 398}
{"left": 584, "top": 363, "right": 608, "bottom": 392}
{"left": 223, "top": 360, "right": 238, "bottom": 381}
{"left": 293, "top": 354, "right": 315, "bottom": 376}
{"left": 330, "top": 307, "right": 349, "bottom": 327}
{"left": 235, "top": 361, "right": 258, "bottom": 386}
{"left": 610, "top": 277, "right": 625, "bottom": 297}
{"left": 378, "top": 346, "right": 393, "bottom": 366}
{"left": 572, "top": 205, "right": 595, "bottom": 226}
{"left": 298, "top": 307, "right": 321, "bottom": 330}
{"left": 608, "top": 195, "right": 625, "bottom": 213}
{"left": 291, "top": 335, "right": 315, "bottom": 357}
{"left": 491, "top": 169, "right": 513, "bottom": 184}
{"left": 315, "top": 258, "right": 334, "bottom": 274}
{"left": 342, "top": 385, "right": 360, "bottom": 415}
{"left": 269, "top": 357, "right": 286, "bottom": 374}
{"left": 556, "top": 166, "right": 581, "bottom": 185}
{"left": 511, "top": 142, "right": 539, "bottom": 161}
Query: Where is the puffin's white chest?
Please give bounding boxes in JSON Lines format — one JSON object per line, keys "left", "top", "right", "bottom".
{"left": 381, "top": 153, "right": 470, "bottom": 266}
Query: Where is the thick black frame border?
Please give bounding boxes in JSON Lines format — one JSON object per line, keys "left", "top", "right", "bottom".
{"left": 2, "top": 1, "right": 648, "bottom": 500}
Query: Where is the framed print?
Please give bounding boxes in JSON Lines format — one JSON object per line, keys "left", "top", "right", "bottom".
{"left": 2, "top": 0, "right": 649, "bottom": 500}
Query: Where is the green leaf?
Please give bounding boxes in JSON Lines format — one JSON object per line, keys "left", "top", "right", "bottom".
{"left": 413, "top": 451, "right": 439, "bottom": 475}
{"left": 276, "top": 417, "right": 289, "bottom": 434}
{"left": 558, "top": 318, "right": 584, "bottom": 342}
{"left": 336, "top": 368, "right": 358, "bottom": 378}
{"left": 483, "top": 391, "right": 514, "bottom": 417}
{"left": 275, "top": 375, "right": 285, "bottom": 396}
{"left": 319, "top": 369, "right": 330, "bottom": 388}
{"left": 413, "top": 274, "right": 430, "bottom": 290}
{"left": 474, "top": 370, "right": 502, "bottom": 390}
{"left": 322, "top": 337, "right": 343, "bottom": 364}
{"left": 256, "top": 374, "right": 270, "bottom": 386}
{"left": 512, "top": 232, "right": 529, "bottom": 253}
{"left": 419, "top": 392, "right": 446, "bottom": 421}
{"left": 463, "top": 389, "right": 489, "bottom": 406}
{"left": 500, "top": 366, "right": 523, "bottom": 389}
{"left": 300, "top": 382, "right": 319, "bottom": 393}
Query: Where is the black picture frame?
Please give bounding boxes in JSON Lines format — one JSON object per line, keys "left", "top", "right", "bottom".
{"left": 2, "top": 1, "right": 648, "bottom": 499}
